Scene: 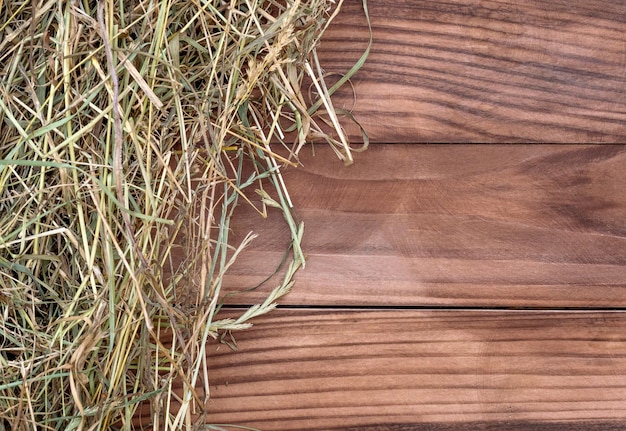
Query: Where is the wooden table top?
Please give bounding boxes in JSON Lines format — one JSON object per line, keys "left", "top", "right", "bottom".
{"left": 203, "top": 144, "right": 626, "bottom": 430}
{"left": 137, "top": 1, "right": 626, "bottom": 429}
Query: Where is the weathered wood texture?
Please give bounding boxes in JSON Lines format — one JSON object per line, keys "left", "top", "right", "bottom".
{"left": 158, "top": 2, "right": 626, "bottom": 426}
{"left": 202, "top": 310, "right": 626, "bottom": 430}
{"left": 225, "top": 145, "right": 626, "bottom": 307}
{"left": 317, "top": 0, "right": 626, "bottom": 142}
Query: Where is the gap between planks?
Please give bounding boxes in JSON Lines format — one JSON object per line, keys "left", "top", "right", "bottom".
{"left": 220, "top": 305, "right": 626, "bottom": 311}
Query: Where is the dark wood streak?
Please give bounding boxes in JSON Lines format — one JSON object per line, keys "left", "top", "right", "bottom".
{"left": 317, "top": 0, "right": 626, "bottom": 142}
{"left": 340, "top": 422, "right": 626, "bottom": 430}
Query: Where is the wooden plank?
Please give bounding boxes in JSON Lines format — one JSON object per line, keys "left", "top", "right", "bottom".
{"left": 317, "top": 0, "right": 626, "bottom": 142}
{"left": 198, "top": 310, "right": 626, "bottom": 430}
{"left": 224, "top": 145, "right": 626, "bottom": 307}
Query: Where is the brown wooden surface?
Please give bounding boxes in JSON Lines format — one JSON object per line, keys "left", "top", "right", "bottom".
{"left": 203, "top": 310, "right": 626, "bottom": 430}
{"left": 199, "top": 144, "right": 626, "bottom": 428}
{"left": 225, "top": 144, "right": 626, "bottom": 307}
{"left": 162, "top": 1, "right": 626, "bottom": 426}
{"left": 317, "top": 0, "right": 626, "bottom": 142}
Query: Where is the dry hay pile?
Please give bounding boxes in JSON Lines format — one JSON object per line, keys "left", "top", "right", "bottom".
{"left": 0, "top": 0, "right": 368, "bottom": 429}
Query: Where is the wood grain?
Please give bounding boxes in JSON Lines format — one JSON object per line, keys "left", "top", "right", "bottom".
{"left": 224, "top": 144, "right": 626, "bottom": 307}
{"left": 198, "top": 310, "right": 626, "bottom": 430}
{"left": 141, "top": 1, "right": 626, "bottom": 426}
{"left": 317, "top": 0, "right": 626, "bottom": 142}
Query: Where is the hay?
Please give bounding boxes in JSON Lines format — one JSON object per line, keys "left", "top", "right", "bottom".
{"left": 0, "top": 0, "right": 368, "bottom": 429}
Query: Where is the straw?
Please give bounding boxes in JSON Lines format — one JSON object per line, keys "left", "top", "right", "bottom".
{"left": 0, "top": 0, "right": 368, "bottom": 428}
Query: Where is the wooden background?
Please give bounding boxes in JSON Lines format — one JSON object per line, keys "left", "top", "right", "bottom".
{"left": 318, "top": 0, "right": 626, "bottom": 143}
{"left": 164, "top": 0, "right": 626, "bottom": 429}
